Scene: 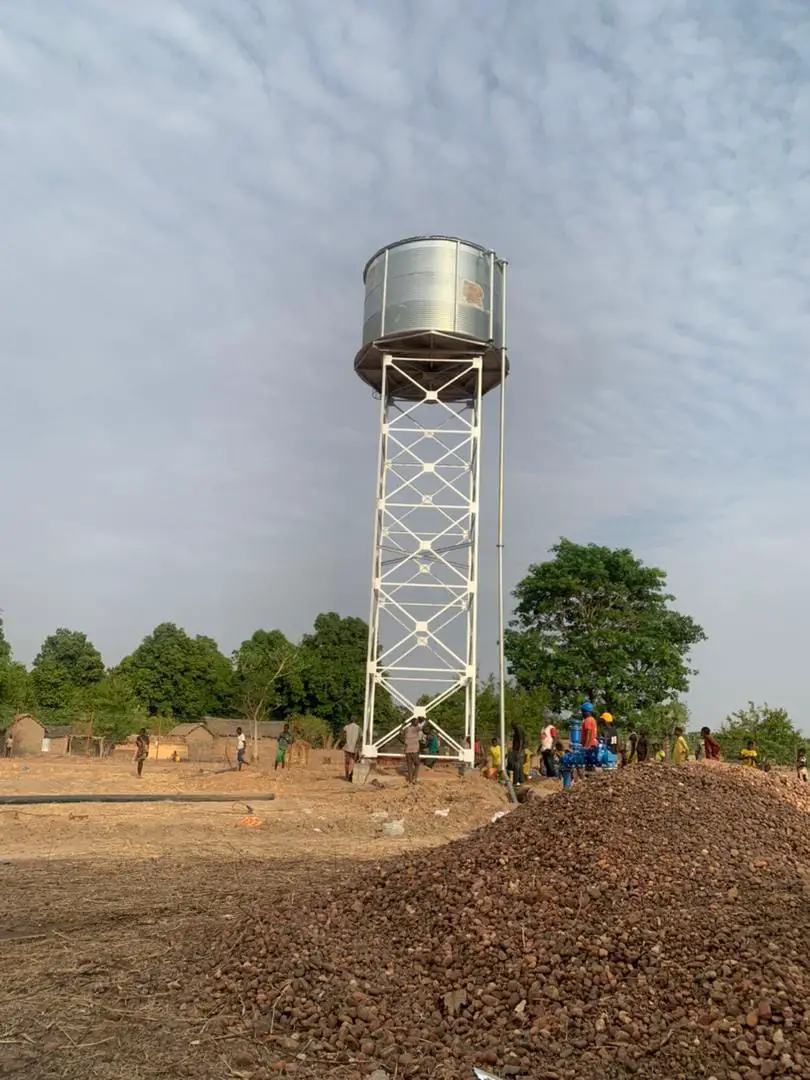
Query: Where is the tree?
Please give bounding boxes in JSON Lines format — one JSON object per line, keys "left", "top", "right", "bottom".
{"left": 505, "top": 539, "right": 706, "bottom": 717}
{"left": 718, "top": 702, "right": 802, "bottom": 766}
{"left": 418, "top": 677, "right": 550, "bottom": 745}
{"left": 78, "top": 671, "right": 147, "bottom": 746}
{"left": 0, "top": 615, "right": 34, "bottom": 723}
{"left": 0, "top": 662, "right": 34, "bottom": 724}
{"left": 288, "top": 714, "right": 332, "bottom": 747}
{"left": 233, "top": 629, "right": 299, "bottom": 759}
{"left": 0, "top": 614, "right": 10, "bottom": 665}
{"left": 292, "top": 613, "right": 398, "bottom": 734}
{"left": 633, "top": 700, "right": 690, "bottom": 755}
{"left": 31, "top": 628, "right": 105, "bottom": 712}
{"left": 121, "top": 623, "right": 236, "bottom": 719}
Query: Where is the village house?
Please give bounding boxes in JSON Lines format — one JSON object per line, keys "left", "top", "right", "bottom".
{"left": 6, "top": 714, "right": 73, "bottom": 756}
{"left": 171, "top": 717, "right": 286, "bottom": 763}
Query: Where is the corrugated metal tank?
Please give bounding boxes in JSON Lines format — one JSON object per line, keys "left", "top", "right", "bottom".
{"left": 361, "top": 236, "right": 504, "bottom": 348}
{"left": 354, "top": 236, "right": 507, "bottom": 401}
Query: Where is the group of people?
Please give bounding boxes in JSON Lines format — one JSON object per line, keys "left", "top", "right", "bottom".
{"left": 481, "top": 703, "right": 810, "bottom": 786}
{"left": 232, "top": 723, "right": 293, "bottom": 772}
{"left": 131, "top": 723, "right": 296, "bottom": 777}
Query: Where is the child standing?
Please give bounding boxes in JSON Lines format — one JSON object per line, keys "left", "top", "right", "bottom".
{"left": 235, "top": 726, "right": 248, "bottom": 771}
{"left": 700, "top": 726, "right": 722, "bottom": 760}
{"left": 274, "top": 723, "right": 293, "bottom": 771}
{"left": 672, "top": 726, "right": 690, "bottom": 765}
{"left": 555, "top": 740, "right": 574, "bottom": 789}
{"left": 488, "top": 736, "right": 502, "bottom": 775}
{"left": 739, "top": 740, "right": 758, "bottom": 768}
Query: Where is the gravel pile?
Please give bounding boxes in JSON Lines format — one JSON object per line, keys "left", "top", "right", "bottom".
{"left": 203, "top": 765, "right": 810, "bottom": 1080}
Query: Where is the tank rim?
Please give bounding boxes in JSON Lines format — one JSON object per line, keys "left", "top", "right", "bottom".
{"left": 362, "top": 235, "right": 499, "bottom": 283}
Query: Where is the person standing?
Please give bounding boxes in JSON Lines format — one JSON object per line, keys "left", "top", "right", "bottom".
{"left": 601, "top": 712, "right": 620, "bottom": 758}
{"left": 235, "top": 726, "right": 248, "bottom": 771}
{"left": 340, "top": 717, "right": 361, "bottom": 782}
{"left": 134, "top": 728, "right": 150, "bottom": 778}
{"left": 625, "top": 730, "right": 638, "bottom": 764}
{"left": 274, "top": 723, "right": 293, "bottom": 772}
{"left": 740, "top": 740, "right": 758, "bottom": 768}
{"left": 672, "top": 726, "right": 690, "bottom": 765}
{"left": 510, "top": 722, "right": 527, "bottom": 786}
{"left": 425, "top": 726, "right": 440, "bottom": 768}
{"left": 403, "top": 717, "right": 421, "bottom": 784}
{"left": 796, "top": 746, "right": 807, "bottom": 782}
{"left": 540, "top": 719, "right": 558, "bottom": 778}
{"left": 636, "top": 730, "right": 649, "bottom": 763}
{"left": 700, "top": 726, "right": 722, "bottom": 761}
{"left": 487, "top": 736, "right": 502, "bottom": 777}
{"left": 580, "top": 703, "right": 598, "bottom": 750}
{"left": 4, "top": 731, "right": 13, "bottom": 758}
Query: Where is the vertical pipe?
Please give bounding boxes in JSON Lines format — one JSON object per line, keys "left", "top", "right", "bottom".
{"left": 466, "top": 361, "right": 484, "bottom": 764}
{"left": 496, "top": 261, "right": 510, "bottom": 788}
{"left": 362, "top": 355, "right": 389, "bottom": 756}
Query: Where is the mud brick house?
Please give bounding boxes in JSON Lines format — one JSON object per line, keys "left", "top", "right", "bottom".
{"left": 7, "top": 714, "right": 72, "bottom": 756}
{"left": 172, "top": 717, "right": 285, "bottom": 763}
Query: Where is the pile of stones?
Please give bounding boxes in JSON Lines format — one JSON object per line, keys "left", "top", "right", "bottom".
{"left": 203, "top": 765, "right": 810, "bottom": 1079}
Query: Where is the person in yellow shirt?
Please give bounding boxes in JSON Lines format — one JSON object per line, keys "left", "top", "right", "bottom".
{"left": 487, "top": 736, "right": 502, "bottom": 775}
{"left": 523, "top": 746, "right": 533, "bottom": 778}
{"left": 672, "top": 726, "right": 690, "bottom": 765}
{"left": 740, "top": 740, "right": 758, "bottom": 768}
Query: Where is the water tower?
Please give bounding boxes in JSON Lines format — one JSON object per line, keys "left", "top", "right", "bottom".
{"left": 354, "top": 236, "right": 509, "bottom": 766}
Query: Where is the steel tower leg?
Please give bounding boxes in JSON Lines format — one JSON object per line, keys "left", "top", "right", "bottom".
{"left": 362, "top": 353, "right": 483, "bottom": 766}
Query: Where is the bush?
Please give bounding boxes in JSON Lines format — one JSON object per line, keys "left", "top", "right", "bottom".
{"left": 718, "top": 702, "right": 803, "bottom": 766}
{"left": 289, "top": 714, "right": 332, "bottom": 748}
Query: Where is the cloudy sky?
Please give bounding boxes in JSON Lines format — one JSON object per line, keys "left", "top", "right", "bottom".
{"left": 2, "top": 0, "right": 809, "bottom": 729}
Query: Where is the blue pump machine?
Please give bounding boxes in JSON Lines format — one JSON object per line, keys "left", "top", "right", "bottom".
{"left": 559, "top": 714, "right": 618, "bottom": 788}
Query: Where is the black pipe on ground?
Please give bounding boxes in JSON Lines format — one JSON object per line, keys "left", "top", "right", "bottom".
{"left": 0, "top": 793, "right": 276, "bottom": 806}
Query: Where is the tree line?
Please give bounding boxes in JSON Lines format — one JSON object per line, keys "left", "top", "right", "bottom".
{"left": 0, "top": 612, "right": 397, "bottom": 745}
{"left": 0, "top": 539, "right": 802, "bottom": 760}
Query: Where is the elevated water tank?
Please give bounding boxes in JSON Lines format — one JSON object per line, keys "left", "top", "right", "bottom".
{"left": 354, "top": 236, "right": 508, "bottom": 401}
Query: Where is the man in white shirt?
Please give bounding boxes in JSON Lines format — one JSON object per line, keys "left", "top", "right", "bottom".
{"left": 540, "top": 720, "right": 558, "bottom": 778}
{"left": 341, "top": 718, "right": 361, "bottom": 782}
{"left": 236, "top": 726, "right": 248, "bottom": 771}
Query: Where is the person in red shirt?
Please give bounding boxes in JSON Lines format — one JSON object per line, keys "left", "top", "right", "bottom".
{"left": 700, "top": 726, "right": 722, "bottom": 760}
{"left": 580, "top": 702, "right": 598, "bottom": 750}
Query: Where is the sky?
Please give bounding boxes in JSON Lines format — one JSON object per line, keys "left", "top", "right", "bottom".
{"left": 2, "top": 0, "right": 810, "bottom": 730}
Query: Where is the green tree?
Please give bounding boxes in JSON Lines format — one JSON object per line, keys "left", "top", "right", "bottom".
{"left": 121, "top": 623, "right": 236, "bottom": 719}
{"left": 418, "top": 678, "right": 550, "bottom": 745}
{"left": 505, "top": 539, "right": 706, "bottom": 716}
{"left": 288, "top": 714, "right": 332, "bottom": 747}
{"left": 233, "top": 629, "right": 299, "bottom": 759}
{"left": 81, "top": 671, "right": 147, "bottom": 746}
{"left": 0, "top": 615, "right": 34, "bottom": 723}
{"left": 0, "top": 614, "right": 10, "bottom": 665}
{"left": 718, "top": 702, "right": 802, "bottom": 766}
{"left": 0, "top": 662, "right": 34, "bottom": 725}
{"left": 632, "top": 700, "right": 690, "bottom": 755}
{"left": 292, "top": 613, "right": 398, "bottom": 734}
{"left": 31, "top": 628, "right": 105, "bottom": 711}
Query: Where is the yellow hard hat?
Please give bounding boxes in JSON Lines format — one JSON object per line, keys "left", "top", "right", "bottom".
{"left": 600, "top": 712, "right": 614, "bottom": 724}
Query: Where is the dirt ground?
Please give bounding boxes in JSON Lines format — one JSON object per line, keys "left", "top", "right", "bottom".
{"left": 0, "top": 754, "right": 524, "bottom": 1079}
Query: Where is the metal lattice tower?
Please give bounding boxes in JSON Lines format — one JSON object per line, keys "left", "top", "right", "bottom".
{"left": 354, "top": 237, "right": 508, "bottom": 765}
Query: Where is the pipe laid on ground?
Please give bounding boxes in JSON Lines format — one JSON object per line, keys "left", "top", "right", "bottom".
{"left": 0, "top": 793, "right": 276, "bottom": 806}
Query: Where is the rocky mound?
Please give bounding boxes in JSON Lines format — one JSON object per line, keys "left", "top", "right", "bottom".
{"left": 202, "top": 765, "right": 810, "bottom": 1079}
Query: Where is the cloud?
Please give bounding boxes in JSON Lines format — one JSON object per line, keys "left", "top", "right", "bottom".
{"left": 1, "top": 0, "right": 809, "bottom": 730}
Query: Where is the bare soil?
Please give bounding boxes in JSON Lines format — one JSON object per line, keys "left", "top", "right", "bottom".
{"left": 0, "top": 754, "right": 520, "bottom": 1078}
